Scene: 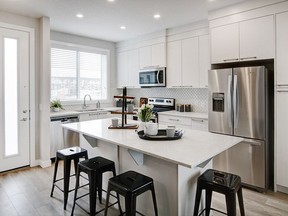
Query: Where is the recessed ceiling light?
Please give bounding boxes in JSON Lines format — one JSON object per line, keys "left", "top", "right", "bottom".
{"left": 120, "top": 26, "right": 126, "bottom": 30}
{"left": 76, "top": 14, "right": 84, "bottom": 18}
{"left": 107, "top": 0, "right": 115, "bottom": 2}
{"left": 154, "top": 14, "right": 161, "bottom": 19}
{"left": 208, "top": 0, "right": 216, "bottom": 2}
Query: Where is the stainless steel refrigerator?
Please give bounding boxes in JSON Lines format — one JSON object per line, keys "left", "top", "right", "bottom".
{"left": 209, "top": 66, "right": 272, "bottom": 191}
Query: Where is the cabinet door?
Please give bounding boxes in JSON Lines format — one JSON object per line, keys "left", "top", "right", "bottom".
{"left": 128, "top": 49, "right": 139, "bottom": 88}
{"left": 167, "top": 41, "right": 182, "bottom": 87}
{"left": 211, "top": 23, "right": 239, "bottom": 64}
{"left": 152, "top": 43, "right": 166, "bottom": 67}
{"left": 276, "top": 12, "right": 288, "bottom": 85}
{"left": 139, "top": 46, "right": 151, "bottom": 69}
{"left": 191, "top": 118, "right": 208, "bottom": 131}
{"left": 240, "top": 15, "right": 274, "bottom": 61}
{"left": 199, "top": 35, "right": 210, "bottom": 88}
{"left": 276, "top": 91, "right": 288, "bottom": 187}
{"left": 182, "top": 37, "right": 199, "bottom": 87}
{"left": 117, "top": 52, "right": 129, "bottom": 88}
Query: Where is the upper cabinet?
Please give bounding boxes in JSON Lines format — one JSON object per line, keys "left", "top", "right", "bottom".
{"left": 117, "top": 49, "right": 139, "bottom": 88}
{"left": 276, "top": 11, "right": 288, "bottom": 85}
{"left": 139, "top": 43, "right": 166, "bottom": 69}
{"left": 211, "top": 15, "right": 275, "bottom": 64}
{"left": 167, "top": 34, "right": 210, "bottom": 88}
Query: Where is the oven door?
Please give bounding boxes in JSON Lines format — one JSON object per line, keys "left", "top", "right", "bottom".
{"left": 139, "top": 68, "right": 166, "bottom": 87}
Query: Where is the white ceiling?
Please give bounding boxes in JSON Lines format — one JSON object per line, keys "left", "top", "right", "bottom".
{"left": 0, "top": 0, "right": 247, "bottom": 42}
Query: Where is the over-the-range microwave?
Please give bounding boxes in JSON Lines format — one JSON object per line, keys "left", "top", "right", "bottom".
{"left": 139, "top": 67, "right": 166, "bottom": 87}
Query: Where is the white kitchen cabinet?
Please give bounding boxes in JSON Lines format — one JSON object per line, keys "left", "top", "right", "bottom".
{"left": 117, "top": 49, "right": 139, "bottom": 88}
{"left": 211, "top": 15, "right": 274, "bottom": 64}
{"left": 158, "top": 114, "right": 192, "bottom": 129}
{"left": 191, "top": 118, "right": 208, "bottom": 131}
{"left": 139, "top": 43, "right": 166, "bottom": 69}
{"left": 182, "top": 37, "right": 199, "bottom": 87}
{"left": 152, "top": 43, "right": 166, "bottom": 68}
{"left": 199, "top": 35, "right": 210, "bottom": 88}
{"left": 158, "top": 113, "right": 208, "bottom": 131}
{"left": 167, "top": 35, "right": 210, "bottom": 88}
{"left": 211, "top": 23, "right": 239, "bottom": 64}
{"left": 139, "top": 46, "right": 151, "bottom": 69}
{"left": 276, "top": 91, "right": 288, "bottom": 188}
{"left": 276, "top": 12, "right": 288, "bottom": 85}
{"left": 167, "top": 40, "right": 182, "bottom": 87}
{"left": 240, "top": 15, "right": 274, "bottom": 61}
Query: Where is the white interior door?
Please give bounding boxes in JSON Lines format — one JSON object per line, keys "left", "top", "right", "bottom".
{"left": 0, "top": 27, "right": 30, "bottom": 172}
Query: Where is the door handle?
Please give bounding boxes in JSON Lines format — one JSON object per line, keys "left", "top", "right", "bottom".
{"left": 23, "top": 110, "right": 28, "bottom": 113}
{"left": 227, "top": 75, "right": 232, "bottom": 128}
{"left": 233, "top": 75, "right": 239, "bottom": 129}
{"left": 20, "top": 118, "right": 28, "bottom": 121}
{"left": 156, "top": 71, "right": 160, "bottom": 84}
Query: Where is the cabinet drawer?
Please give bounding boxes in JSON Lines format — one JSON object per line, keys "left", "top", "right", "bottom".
{"left": 191, "top": 118, "right": 208, "bottom": 131}
{"left": 159, "top": 115, "right": 192, "bottom": 126}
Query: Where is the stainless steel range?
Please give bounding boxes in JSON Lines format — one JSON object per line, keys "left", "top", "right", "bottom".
{"left": 134, "top": 97, "right": 175, "bottom": 122}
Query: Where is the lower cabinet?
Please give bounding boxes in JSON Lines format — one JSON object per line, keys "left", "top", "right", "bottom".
{"left": 276, "top": 90, "right": 288, "bottom": 189}
{"left": 158, "top": 113, "right": 208, "bottom": 131}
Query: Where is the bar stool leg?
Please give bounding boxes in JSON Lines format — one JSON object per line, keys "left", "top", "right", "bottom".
{"left": 125, "top": 194, "right": 136, "bottom": 216}
{"left": 237, "top": 187, "right": 245, "bottom": 216}
{"left": 150, "top": 185, "right": 158, "bottom": 216}
{"left": 104, "top": 185, "right": 111, "bottom": 216}
{"left": 71, "top": 167, "right": 80, "bottom": 216}
{"left": 193, "top": 184, "right": 202, "bottom": 216}
{"left": 89, "top": 173, "right": 97, "bottom": 216}
{"left": 225, "top": 193, "right": 236, "bottom": 216}
{"left": 63, "top": 158, "right": 72, "bottom": 210}
{"left": 50, "top": 157, "right": 59, "bottom": 197}
{"left": 111, "top": 168, "right": 123, "bottom": 215}
{"left": 205, "top": 189, "right": 213, "bottom": 216}
{"left": 73, "top": 158, "right": 79, "bottom": 175}
{"left": 97, "top": 174, "right": 103, "bottom": 204}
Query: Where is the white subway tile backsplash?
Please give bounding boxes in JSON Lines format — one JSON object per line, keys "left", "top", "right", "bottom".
{"left": 124, "top": 88, "right": 208, "bottom": 113}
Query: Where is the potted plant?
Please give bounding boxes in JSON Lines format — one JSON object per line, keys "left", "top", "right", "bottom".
{"left": 50, "top": 99, "right": 64, "bottom": 112}
{"left": 138, "top": 104, "right": 154, "bottom": 131}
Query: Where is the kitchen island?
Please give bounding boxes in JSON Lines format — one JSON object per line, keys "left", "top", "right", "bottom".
{"left": 62, "top": 118, "right": 243, "bottom": 216}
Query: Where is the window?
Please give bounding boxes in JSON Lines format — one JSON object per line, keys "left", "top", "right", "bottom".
{"left": 51, "top": 43, "right": 109, "bottom": 101}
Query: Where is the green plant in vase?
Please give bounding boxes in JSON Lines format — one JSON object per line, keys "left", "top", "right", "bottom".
{"left": 138, "top": 104, "right": 154, "bottom": 122}
{"left": 50, "top": 99, "right": 64, "bottom": 112}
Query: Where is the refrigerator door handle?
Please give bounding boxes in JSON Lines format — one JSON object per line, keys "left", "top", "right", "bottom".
{"left": 233, "top": 75, "right": 239, "bottom": 129}
{"left": 227, "top": 75, "right": 233, "bottom": 128}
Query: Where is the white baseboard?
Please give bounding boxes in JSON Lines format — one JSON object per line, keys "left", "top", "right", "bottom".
{"left": 39, "top": 160, "right": 52, "bottom": 168}
{"left": 30, "top": 159, "right": 40, "bottom": 167}
{"left": 277, "top": 185, "right": 288, "bottom": 194}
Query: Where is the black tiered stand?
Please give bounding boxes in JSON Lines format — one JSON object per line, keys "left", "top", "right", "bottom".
{"left": 110, "top": 87, "right": 138, "bottom": 129}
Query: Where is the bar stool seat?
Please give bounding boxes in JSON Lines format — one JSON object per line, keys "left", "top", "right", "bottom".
{"left": 50, "top": 146, "right": 88, "bottom": 210}
{"left": 104, "top": 170, "right": 158, "bottom": 216}
{"left": 193, "top": 169, "right": 245, "bottom": 216}
{"left": 71, "top": 156, "right": 122, "bottom": 216}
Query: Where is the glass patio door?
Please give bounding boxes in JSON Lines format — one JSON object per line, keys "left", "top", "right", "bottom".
{"left": 0, "top": 27, "right": 30, "bottom": 172}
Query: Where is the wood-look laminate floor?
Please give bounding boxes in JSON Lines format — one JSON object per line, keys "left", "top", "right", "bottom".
{"left": 0, "top": 162, "right": 288, "bottom": 216}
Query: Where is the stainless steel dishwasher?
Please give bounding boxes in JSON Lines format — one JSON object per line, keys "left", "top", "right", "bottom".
{"left": 50, "top": 115, "right": 79, "bottom": 158}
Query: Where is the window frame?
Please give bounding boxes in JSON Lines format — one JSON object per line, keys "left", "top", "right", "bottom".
{"left": 50, "top": 40, "right": 111, "bottom": 105}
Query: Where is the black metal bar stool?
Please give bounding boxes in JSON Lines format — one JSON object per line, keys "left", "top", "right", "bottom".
{"left": 71, "top": 156, "right": 122, "bottom": 216}
{"left": 193, "top": 169, "right": 245, "bottom": 216}
{"left": 104, "top": 170, "right": 158, "bottom": 216}
{"left": 50, "top": 146, "right": 88, "bottom": 210}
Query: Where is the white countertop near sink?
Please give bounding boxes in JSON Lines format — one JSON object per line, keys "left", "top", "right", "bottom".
{"left": 158, "top": 110, "right": 208, "bottom": 119}
{"left": 50, "top": 106, "right": 136, "bottom": 118}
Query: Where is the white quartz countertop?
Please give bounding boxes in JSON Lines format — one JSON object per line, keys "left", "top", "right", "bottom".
{"left": 62, "top": 118, "right": 242, "bottom": 168}
{"left": 158, "top": 111, "right": 208, "bottom": 119}
{"left": 50, "top": 107, "right": 125, "bottom": 118}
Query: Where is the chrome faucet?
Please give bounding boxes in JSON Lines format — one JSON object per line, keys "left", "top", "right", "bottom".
{"left": 83, "top": 94, "right": 92, "bottom": 109}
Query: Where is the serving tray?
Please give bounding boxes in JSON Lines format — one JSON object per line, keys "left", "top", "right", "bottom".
{"left": 137, "top": 129, "right": 183, "bottom": 141}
